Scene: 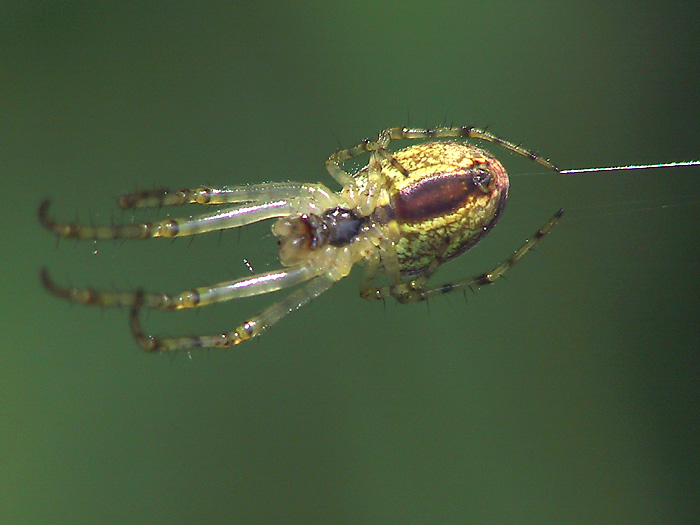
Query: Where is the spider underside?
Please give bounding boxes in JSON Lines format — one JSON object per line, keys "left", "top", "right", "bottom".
{"left": 40, "top": 126, "right": 563, "bottom": 352}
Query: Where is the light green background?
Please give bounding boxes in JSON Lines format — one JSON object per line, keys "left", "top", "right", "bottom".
{"left": 2, "top": 2, "right": 699, "bottom": 523}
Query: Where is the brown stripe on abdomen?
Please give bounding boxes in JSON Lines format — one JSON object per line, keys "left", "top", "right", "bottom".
{"left": 391, "top": 170, "right": 486, "bottom": 223}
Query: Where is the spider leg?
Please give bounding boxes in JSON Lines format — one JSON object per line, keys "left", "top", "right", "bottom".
{"left": 325, "top": 128, "right": 396, "bottom": 186}
{"left": 384, "top": 126, "right": 560, "bottom": 172}
{"left": 363, "top": 210, "right": 563, "bottom": 303}
{"left": 325, "top": 124, "right": 558, "bottom": 192}
{"left": 325, "top": 140, "right": 372, "bottom": 186}
{"left": 118, "top": 182, "right": 336, "bottom": 210}
{"left": 359, "top": 251, "right": 381, "bottom": 298}
{"left": 41, "top": 262, "right": 324, "bottom": 309}
{"left": 41, "top": 181, "right": 339, "bottom": 240}
{"left": 130, "top": 273, "right": 337, "bottom": 351}
{"left": 326, "top": 126, "right": 559, "bottom": 183}
{"left": 40, "top": 199, "right": 296, "bottom": 240}
{"left": 378, "top": 236, "right": 403, "bottom": 286}
{"left": 420, "top": 210, "right": 563, "bottom": 300}
{"left": 358, "top": 236, "right": 410, "bottom": 301}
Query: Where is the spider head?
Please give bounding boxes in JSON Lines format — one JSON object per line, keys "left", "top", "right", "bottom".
{"left": 272, "top": 214, "right": 326, "bottom": 266}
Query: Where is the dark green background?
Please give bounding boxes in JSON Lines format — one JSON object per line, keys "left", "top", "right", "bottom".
{"left": 3, "top": 2, "right": 699, "bottom": 523}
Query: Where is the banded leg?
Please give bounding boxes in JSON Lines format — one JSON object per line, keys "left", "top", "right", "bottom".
{"left": 41, "top": 262, "right": 324, "bottom": 310}
{"left": 385, "top": 126, "right": 561, "bottom": 172}
{"left": 130, "top": 273, "right": 337, "bottom": 351}
{"left": 363, "top": 210, "right": 564, "bottom": 303}
{"left": 39, "top": 199, "right": 294, "bottom": 240}
{"left": 325, "top": 128, "right": 397, "bottom": 186}
{"left": 325, "top": 125, "right": 559, "bottom": 187}
{"left": 119, "top": 182, "right": 336, "bottom": 210}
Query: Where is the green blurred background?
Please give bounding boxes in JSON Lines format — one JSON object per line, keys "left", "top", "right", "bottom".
{"left": 2, "top": 2, "right": 699, "bottom": 523}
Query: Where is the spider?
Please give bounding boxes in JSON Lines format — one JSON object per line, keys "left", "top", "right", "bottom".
{"left": 40, "top": 126, "right": 564, "bottom": 352}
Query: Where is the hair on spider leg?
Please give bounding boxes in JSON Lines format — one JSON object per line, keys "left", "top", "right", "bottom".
{"left": 330, "top": 129, "right": 343, "bottom": 151}
{"left": 116, "top": 234, "right": 130, "bottom": 251}
{"left": 71, "top": 210, "right": 82, "bottom": 244}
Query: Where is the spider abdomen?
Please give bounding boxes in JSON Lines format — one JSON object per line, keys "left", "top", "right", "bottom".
{"left": 382, "top": 142, "right": 509, "bottom": 275}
